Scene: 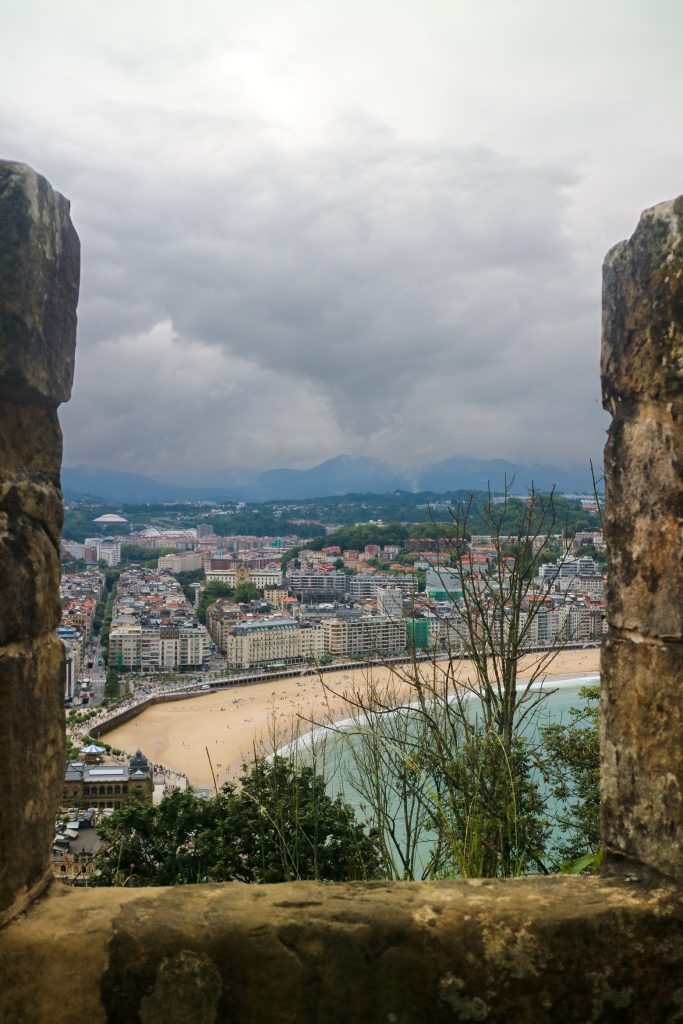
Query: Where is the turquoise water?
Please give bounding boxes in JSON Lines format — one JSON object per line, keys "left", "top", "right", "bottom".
{"left": 290, "top": 676, "right": 599, "bottom": 877}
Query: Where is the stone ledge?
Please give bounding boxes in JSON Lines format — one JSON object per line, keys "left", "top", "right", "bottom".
{"left": 1, "top": 877, "right": 682, "bottom": 1023}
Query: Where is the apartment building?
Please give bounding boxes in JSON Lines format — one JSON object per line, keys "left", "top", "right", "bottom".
{"left": 263, "top": 586, "right": 288, "bottom": 610}
{"left": 158, "top": 551, "right": 205, "bottom": 573}
{"left": 525, "top": 605, "right": 572, "bottom": 646}
{"left": 84, "top": 537, "right": 121, "bottom": 566}
{"left": 205, "top": 599, "right": 243, "bottom": 653}
{"left": 567, "top": 604, "right": 606, "bottom": 641}
{"left": 423, "top": 610, "right": 468, "bottom": 653}
{"left": 322, "top": 616, "right": 407, "bottom": 658}
{"left": 572, "top": 575, "right": 606, "bottom": 596}
{"left": 538, "top": 557, "right": 598, "bottom": 589}
{"left": 286, "top": 569, "right": 348, "bottom": 596}
{"left": 109, "top": 622, "right": 210, "bottom": 671}
{"left": 347, "top": 573, "right": 417, "bottom": 601}
{"left": 376, "top": 586, "right": 405, "bottom": 619}
{"left": 225, "top": 617, "right": 323, "bottom": 669}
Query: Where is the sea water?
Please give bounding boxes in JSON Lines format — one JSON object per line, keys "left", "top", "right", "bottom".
{"left": 285, "top": 676, "right": 600, "bottom": 877}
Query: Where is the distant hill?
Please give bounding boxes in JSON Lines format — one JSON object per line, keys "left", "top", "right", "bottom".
{"left": 62, "top": 467, "right": 189, "bottom": 502}
{"left": 246, "top": 455, "right": 409, "bottom": 501}
{"left": 417, "top": 456, "right": 594, "bottom": 495}
{"left": 62, "top": 454, "right": 597, "bottom": 504}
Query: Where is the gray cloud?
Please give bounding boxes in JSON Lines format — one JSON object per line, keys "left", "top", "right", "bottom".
{"left": 2, "top": 0, "right": 677, "bottom": 479}
{"left": 58, "top": 130, "right": 603, "bottom": 473}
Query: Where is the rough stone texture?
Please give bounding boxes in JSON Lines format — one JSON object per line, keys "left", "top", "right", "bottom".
{"left": 0, "top": 479, "right": 64, "bottom": 645}
{"left": 602, "top": 398, "right": 683, "bottom": 638}
{"left": 0, "top": 162, "right": 77, "bottom": 923}
{"left": 0, "top": 634, "right": 66, "bottom": 920}
{"left": 601, "top": 636, "right": 683, "bottom": 880}
{"left": 0, "top": 162, "right": 79, "bottom": 404}
{"left": 601, "top": 195, "right": 683, "bottom": 883}
{"left": 602, "top": 195, "right": 683, "bottom": 404}
{"left": 1, "top": 880, "right": 683, "bottom": 1024}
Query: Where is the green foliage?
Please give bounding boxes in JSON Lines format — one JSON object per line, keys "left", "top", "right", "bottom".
{"left": 92, "top": 598, "right": 106, "bottom": 634}
{"left": 63, "top": 506, "right": 127, "bottom": 542}
{"left": 306, "top": 523, "right": 408, "bottom": 552}
{"left": 104, "top": 670, "right": 121, "bottom": 701}
{"left": 121, "top": 543, "right": 182, "bottom": 563}
{"left": 65, "top": 733, "right": 79, "bottom": 764}
{"left": 396, "top": 550, "right": 421, "bottom": 564}
{"left": 207, "top": 510, "right": 325, "bottom": 539}
{"left": 233, "top": 756, "right": 380, "bottom": 883}
{"left": 99, "top": 581, "right": 117, "bottom": 658}
{"left": 94, "top": 757, "right": 381, "bottom": 886}
{"left": 540, "top": 685, "right": 600, "bottom": 864}
{"left": 103, "top": 568, "right": 118, "bottom": 591}
{"left": 233, "top": 582, "right": 263, "bottom": 604}
{"left": 175, "top": 568, "right": 205, "bottom": 602}
{"left": 430, "top": 730, "right": 549, "bottom": 878}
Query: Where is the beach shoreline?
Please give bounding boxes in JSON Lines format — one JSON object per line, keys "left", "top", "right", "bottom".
{"left": 103, "top": 649, "right": 601, "bottom": 790}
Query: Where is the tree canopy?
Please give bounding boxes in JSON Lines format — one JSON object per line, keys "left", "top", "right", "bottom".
{"left": 94, "top": 756, "right": 381, "bottom": 885}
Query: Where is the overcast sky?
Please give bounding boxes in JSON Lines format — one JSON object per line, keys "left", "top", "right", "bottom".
{"left": 1, "top": 1, "right": 681, "bottom": 480}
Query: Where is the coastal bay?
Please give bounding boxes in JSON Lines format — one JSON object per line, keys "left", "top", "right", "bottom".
{"left": 104, "top": 648, "right": 600, "bottom": 790}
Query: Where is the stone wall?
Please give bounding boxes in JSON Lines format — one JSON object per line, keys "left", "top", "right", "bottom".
{"left": 601, "top": 196, "right": 683, "bottom": 883}
{"left": 0, "top": 162, "right": 79, "bottom": 924}
{"left": 1, "top": 165, "right": 682, "bottom": 1022}
{"left": 1, "top": 878, "right": 682, "bottom": 1024}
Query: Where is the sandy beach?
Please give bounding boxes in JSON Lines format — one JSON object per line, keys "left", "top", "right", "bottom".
{"left": 103, "top": 649, "right": 600, "bottom": 790}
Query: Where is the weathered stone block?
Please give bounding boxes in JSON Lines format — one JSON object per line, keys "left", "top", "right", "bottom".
{"left": 0, "top": 402, "right": 62, "bottom": 482}
{"left": 603, "top": 396, "right": 683, "bottom": 639}
{"left": 0, "top": 161, "right": 79, "bottom": 404}
{"left": 0, "top": 480, "right": 63, "bottom": 645}
{"left": 0, "top": 634, "right": 65, "bottom": 925}
{"left": 2, "top": 880, "right": 683, "bottom": 1023}
{"left": 601, "top": 634, "right": 683, "bottom": 884}
{"left": 602, "top": 195, "right": 683, "bottom": 406}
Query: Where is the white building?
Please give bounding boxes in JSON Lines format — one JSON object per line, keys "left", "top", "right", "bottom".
{"left": 573, "top": 575, "right": 606, "bottom": 596}
{"left": 225, "top": 618, "right": 323, "bottom": 669}
{"left": 286, "top": 569, "right": 348, "bottom": 595}
{"left": 347, "top": 573, "right": 417, "bottom": 601}
{"left": 84, "top": 537, "right": 121, "bottom": 566}
{"left": 97, "top": 538, "right": 121, "bottom": 566}
{"left": 158, "top": 551, "right": 205, "bottom": 573}
{"left": 108, "top": 622, "right": 210, "bottom": 671}
{"left": 376, "top": 587, "right": 405, "bottom": 620}
{"left": 423, "top": 610, "right": 467, "bottom": 653}
{"left": 62, "top": 639, "right": 80, "bottom": 701}
{"left": 322, "top": 616, "right": 407, "bottom": 659}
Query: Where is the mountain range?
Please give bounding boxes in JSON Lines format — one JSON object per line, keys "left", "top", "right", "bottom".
{"left": 62, "top": 455, "right": 598, "bottom": 504}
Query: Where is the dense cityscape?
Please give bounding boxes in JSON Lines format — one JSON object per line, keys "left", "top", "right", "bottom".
{"left": 53, "top": 488, "right": 605, "bottom": 881}
{"left": 59, "top": 494, "right": 605, "bottom": 693}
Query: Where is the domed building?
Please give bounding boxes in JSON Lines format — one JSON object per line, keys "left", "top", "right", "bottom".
{"left": 92, "top": 513, "right": 128, "bottom": 527}
{"left": 62, "top": 749, "right": 154, "bottom": 810}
